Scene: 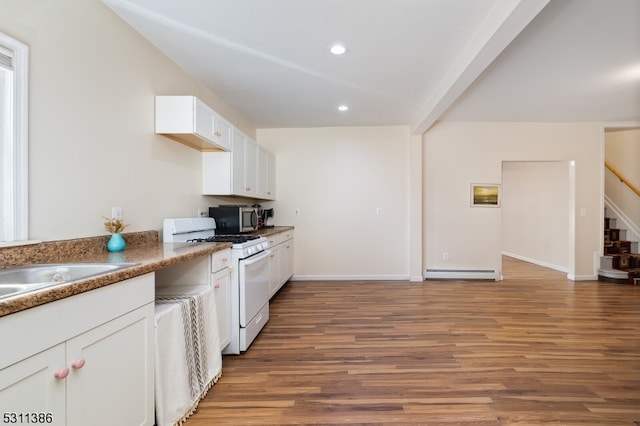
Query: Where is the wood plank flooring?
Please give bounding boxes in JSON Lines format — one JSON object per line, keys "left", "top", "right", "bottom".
{"left": 185, "top": 258, "right": 640, "bottom": 425}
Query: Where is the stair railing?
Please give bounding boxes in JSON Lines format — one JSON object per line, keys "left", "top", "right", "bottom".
{"left": 605, "top": 161, "right": 640, "bottom": 197}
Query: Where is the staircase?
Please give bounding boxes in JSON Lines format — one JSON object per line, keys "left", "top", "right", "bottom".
{"left": 598, "top": 212, "right": 640, "bottom": 284}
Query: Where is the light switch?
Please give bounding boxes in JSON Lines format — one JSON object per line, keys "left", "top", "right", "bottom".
{"left": 579, "top": 208, "right": 587, "bottom": 217}
{"left": 111, "top": 207, "right": 123, "bottom": 220}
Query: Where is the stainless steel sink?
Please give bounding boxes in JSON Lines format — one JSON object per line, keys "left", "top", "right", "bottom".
{"left": 0, "top": 263, "right": 138, "bottom": 300}
{"left": 0, "top": 284, "right": 27, "bottom": 298}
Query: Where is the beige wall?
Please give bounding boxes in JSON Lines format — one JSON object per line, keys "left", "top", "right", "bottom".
{"left": 424, "top": 121, "right": 603, "bottom": 280}
{"left": 502, "top": 161, "right": 570, "bottom": 272}
{"left": 1, "top": 0, "right": 255, "bottom": 241}
{"left": 1, "top": 0, "right": 612, "bottom": 281}
{"left": 257, "top": 126, "right": 417, "bottom": 280}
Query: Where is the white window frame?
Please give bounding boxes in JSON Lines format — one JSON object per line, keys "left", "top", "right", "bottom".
{"left": 0, "top": 32, "right": 29, "bottom": 244}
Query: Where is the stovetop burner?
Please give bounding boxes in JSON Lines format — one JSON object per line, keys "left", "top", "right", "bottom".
{"left": 188, "top": 235, "right": 261, "bottom": 244}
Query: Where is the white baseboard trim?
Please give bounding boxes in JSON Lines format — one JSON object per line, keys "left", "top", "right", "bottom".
{"left": 424, "top": 269, "right": 499, "bottom": 281}
{"left": 568, "top": 274, "right": 599, "bottom": 281}
{"left": 502, "top": 251, "right": 569, "bottom": 273}
{"left": 291, "top": 274, "right": 410, "bottom": 281}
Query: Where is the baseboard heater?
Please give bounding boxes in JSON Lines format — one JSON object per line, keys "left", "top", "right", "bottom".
{"left": 425, "top": 269, "right": 499, "bottom": 281}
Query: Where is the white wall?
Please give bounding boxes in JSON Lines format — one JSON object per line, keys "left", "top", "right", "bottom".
{"left": 502, "top": 161, "right": 570, "bottom": 272}
{"left": 423, "top": 121, "right": 603, "bottom": 280}
{"left": 1, "top": 0, "right": 255, "bottom": 241}
{"left": 257, "top": 126, "right": 413, "bottom": 279}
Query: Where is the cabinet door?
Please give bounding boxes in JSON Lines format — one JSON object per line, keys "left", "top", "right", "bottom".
{"left": 231, "top": 128, "right": 246, "bottom": 195}
{"left": 194, "top": 99, "right": 215, "bottom": 143}
{"left": 257, "top": 147, "right": 268, "bottom": 199}
{"left": 278, "top": 238, "right": 294, "bottom": 286}
{"left": 265, "top": 151, "right": 276, "bottom": 200}
{"left": 257, "top": 148, "right": 276, "bottom": 200}
{"left": 284, "top": 239, "right": 294, "bottom": 282}
{"left": 214, "top": 114, "right": 233, "bottom": 151}
{"left": 212, "top": 268, "right": 231, "bottom": 350}
{"left": 268, "top": 244, "right": 281, "bottom": 298}
{"left": 243, "top": 138, "right": 258, "bottom": 197}
{"left": 66, "top": 304, "right": 154, "bottom": 426}
{"left": 0, "top": 343, "right": 66, "bottom": 426}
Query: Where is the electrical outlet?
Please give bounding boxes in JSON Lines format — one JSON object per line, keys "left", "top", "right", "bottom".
{"left": 111, "top": 207, "right": 123, "bottom": 220}
{"left": 442, "top": 252, "right": 449, "bottom": 261}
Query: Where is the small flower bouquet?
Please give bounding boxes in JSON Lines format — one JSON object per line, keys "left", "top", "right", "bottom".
{"left": 103, "top": 217, "right": 128, "bottom": 234}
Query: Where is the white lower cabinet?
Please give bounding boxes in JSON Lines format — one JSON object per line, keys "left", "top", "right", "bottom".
{"left": 65, "top": 305, "right": 153, "bottom": 426}
{"left": 267, "top": 230, "right": 294, "bottom": 298}
{"left": 211, "top": 250, "right": 231, "bottom": 351}
{"left": 212, "top": 269, "right": 230, "bottom": 350}
{"left": 280, "top": 238, "right": 294, "bottom": 285}
{"left": 0, "top": 344, "right": 66, "bottom": 424}
{"left": 0, "top": 273, "right": 155, "bottom": 426}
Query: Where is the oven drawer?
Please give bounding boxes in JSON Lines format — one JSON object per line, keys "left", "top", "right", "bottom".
{"left": 239, "top": 303, "right": 269, "bottom": 352}
{"left": 211, "top": 249, "right": 231, "bottom": 273}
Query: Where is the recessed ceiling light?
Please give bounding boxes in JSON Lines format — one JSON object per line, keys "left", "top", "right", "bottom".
{"left": 337, "top": 105, "right": 349, "bottom": 112}
{"left": 330, "top": 44, "right": 347, "bottom": 55}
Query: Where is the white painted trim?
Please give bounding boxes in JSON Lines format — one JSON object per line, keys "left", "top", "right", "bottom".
{"left": 424, "top": 269, "right": 499, "bottom": 281}
{"left": 502, "top": 251, "right": 569, "bottom": 273}
{"left": 568, "top": 274, "right": 598, "bottom": 281}
{"left": 0, "top": 32, "right": 29, "bottom": 242}
{"left": 291, "top": 274, "right": 410, "bottom": 281}
{"left": 412, "top": 0, "right": 551, "bottom": 134}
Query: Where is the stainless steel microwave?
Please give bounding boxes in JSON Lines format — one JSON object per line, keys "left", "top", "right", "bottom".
{"left": 208, "top": 206, "right": 258, "bottom": 234}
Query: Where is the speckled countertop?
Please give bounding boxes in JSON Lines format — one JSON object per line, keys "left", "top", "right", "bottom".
{"left": 252, "top": 226, "right": 294, "bottom": 238}
{"left": 0, "top": 231, "right": 227, "bottom": 317}
{"left": 0, "top": 226, "right": 294, "bottom": 317}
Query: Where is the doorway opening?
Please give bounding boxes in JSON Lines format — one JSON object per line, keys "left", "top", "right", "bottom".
{"left": 501, "top": 160, "right": 573, "bottom": 279}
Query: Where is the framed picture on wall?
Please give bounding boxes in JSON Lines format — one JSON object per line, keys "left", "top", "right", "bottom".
{"left": 471, "top": 183, "right": 501, "bottom": 207}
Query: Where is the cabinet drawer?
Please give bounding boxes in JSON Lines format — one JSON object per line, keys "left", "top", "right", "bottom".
{"left": 266, "top": 233, "right": 283, "bottom": 247}
{"left": 211, "top": 249, "right": 231, "bottom": 272}
{"left": 280, "top": 231, "right": 293, "bottom": 241}
{"left": 267, "top": 231, "right": 293, "bottom": 248}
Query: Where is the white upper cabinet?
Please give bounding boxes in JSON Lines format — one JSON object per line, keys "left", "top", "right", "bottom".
{"left": 214, "top": 113, "right": 233, "bottom": 152}
{"left": 203, "top": 129, "right": 275, "bottom": 200}
{"left": 155, "top": 96, "right": 231, "bottom": 151}
{"left": 258, "top": 147, "right": 276, "bottom": 200}
{"left": 231, "top": 128, "right": 247, "bottom": 195}
{"left": 243, "top": 137, "right": 258, "bottom": 198}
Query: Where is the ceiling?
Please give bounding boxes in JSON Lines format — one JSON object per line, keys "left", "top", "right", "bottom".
{"left": 103, "top": 0, "right": 640, "bottom": 133}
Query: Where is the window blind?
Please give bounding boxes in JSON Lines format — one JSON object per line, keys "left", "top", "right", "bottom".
{"left": 0, "top": 47, "right": 12, "bottom": 69}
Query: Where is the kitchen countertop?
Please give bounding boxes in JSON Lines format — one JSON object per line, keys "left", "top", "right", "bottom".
{"left": 252, "top": 226, "right": 294, "bottom": 238}
{"left": 0, "top": 233, "right": 229, "bottom": 317}
{"left": 0, "top": 226, "right": 294, "bottom": 317}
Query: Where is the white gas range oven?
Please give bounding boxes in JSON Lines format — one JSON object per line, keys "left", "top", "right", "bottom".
{"left": 163, "top": 217, "right": 271, "bottom": 354}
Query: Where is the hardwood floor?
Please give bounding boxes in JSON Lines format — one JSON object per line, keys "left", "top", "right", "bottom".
{"left": 185, "top": 258, "right": 640, "bottom": 425}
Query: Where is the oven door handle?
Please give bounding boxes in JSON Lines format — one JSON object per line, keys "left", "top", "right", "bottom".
{"left": 242, "top": 249, "right": 272, "bottom": 266}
